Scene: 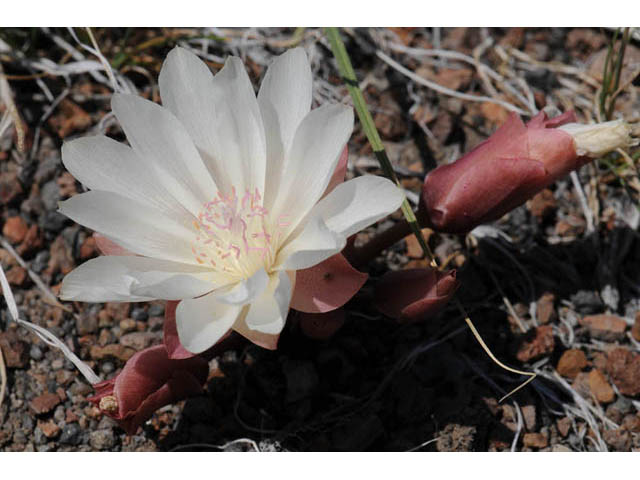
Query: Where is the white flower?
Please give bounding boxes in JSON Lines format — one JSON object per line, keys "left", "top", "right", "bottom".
{"left": 59, "top": 47, "right": 404, "bottom": 353}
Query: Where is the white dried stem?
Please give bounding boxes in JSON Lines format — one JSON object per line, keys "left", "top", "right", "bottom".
{"left": 376, "top": 50, "right": 529, "bottom": 116}
{"left": 0, "top": 256, "right": 100, "bottom": 385}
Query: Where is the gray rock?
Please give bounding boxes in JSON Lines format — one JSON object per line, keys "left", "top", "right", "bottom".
{"left": 40, "top": 211, "right": 68, "bottom": 233}
{"left": 31, "top": 250, "right": 50, "bottom": 273}
{"left": 59, "top": 423, "right": 80, "bottom": 445}
{"left": 570, "top": 290, "right": 603, "bottom": 314}
{"left": 131, "top": 308, "right": 148, "bottom": 322}
{"left": 33, "top": 427, "right": 47, "bottom": 445}
{"left": 101, "top": 361, "right": 115, "bottom": 374}
{"left": 147, "top": 304, "right": 165, "bottom": 317}
{"left": 34, "top": 155, "right": 60, "bottom": 185}
{"left": 89, "top": 429, "right": 116, "bottom": 450}
{"left": 29, "top": 345, "right": 43, "bottom": 361}
{"left": 40, "top": 180, "right": 60, "bottom": 211}
{"left": 76, "top": 311, "right": 98, "bottom": 335}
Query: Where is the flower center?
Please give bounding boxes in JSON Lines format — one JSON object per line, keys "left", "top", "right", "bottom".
{"left": 191, "top": 188, "right": 290, "bottom": 279}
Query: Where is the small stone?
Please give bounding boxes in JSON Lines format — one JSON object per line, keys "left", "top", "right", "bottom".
{"left": 521, "top": 405, "right": 536, "bottom": 431}
{"left": 571, "top": 372, "right": 591, "bottom": 398}
{"left": 90, "top": 344, "right": 136, "bottom": 362}
{"left": 552, "top": 445, "right": 572, "bottom": 452}
{"left": 37, "top": 420, "right": 61, "bottom": 439}
{"left": 0, "top": 171, "right": 24, "bottom": 205}
{"left": 98, "top": 310, "right": 112, "bottom": 328}
{"left": 2, "top": 216, "right": 29, "bottom": 244}
{"left": 55, "top": 369, "right": 74, "bottom": 386}
{"left": 57, "top": 171, "right": 77, "bottom": 197}
{"left": 59, "top": 423, "right": 81, "bottom": 445}
{"left": 580, "top": 314, "right": 627, "bottom": 341}
{"left": 516, "top": 325, "right": 554, "bottom": 362}
{"left": 527, "top": 189, "right": 556, "bottom": 219}
{"left": 131, "top": 308, "right": 148, "bottom": 322}
{"left": 51, "top": 358, "right": 64, "bottom": 370}
{"left": 6, "top": 266, "right": 28, "bottom": 287}
{"left": 29, "top": 345, "right": 43, "bottom": 361}
{"left": 119, "top": 318, "right": 137, "bottom": 333}
{"left": 105, "top": 302, "right": 131, "bottom": 321}
{"left": 65, "top": 409, "right": 79, "bottom": 423}
{"left": 17, "top": 224, "right": 43, "bottom": 256}
{"left": 101, "top": 361, "right": 115, "bottom": 374}
{"left": 79, "top": 236, "right": 97, "bottom": 260}
{"left": 606, "top": 348, "right": 640, "bottom": 396}
{"left": 536, "top": 292, "right": 557, "bottom": 324}
{"left": 46, "top": 235, "right": 74, "bottom": 274}
{"left": 588, "top": 369, "right": 615, "bottom": 404}
{"left": 603, "top": 428, "right": 631, "bottom": 451}
{"left": 30, "top": 392, "right": 62, "bottom": 415}
{"left": 31, "top": 250, "right": 50, "bottom": 273}
{"left": 34, "top": 155, "right": 60, "bottom": 185}
{"left": 147, "top": 304, "right": 165, "bottom": 317}
{"left": 570, "top": 290, "right": 603, "bottom": 314}
{"left": 147, "top": 316, "right": 164, "bottom": 331}
{"left": 622, "top": 414, "right": 640, "bottom": 433}
{"left": 75, "top": 312, "right": 98, "bottom": 335}
{"left": 98, "top": 328, "right": 114, "bottom": 346}
{"left": 40, "top": 211, "right": 68, "bottom": 233}
{"left": 40, "top": 180, "right": 61, "bottom": 211}
{"left": 522, "top": 432, "right": 548, "bottom": 449}
{"left": 556, "top": 417, "right": 571, "bottom": 437}
{"left": 89, "top": 429, "right": 116, "bottom": 450}
{"left": 47, "top": 99, "right": 92, "bottom": 138}
{"left": 119, "top": 331, "right": 159, "bottom": 351}
{"left": 0, "top": 330, "right": 29, "bottom": 368}
{"left": 557, "top": 349, "right": 588, "bottom": 379}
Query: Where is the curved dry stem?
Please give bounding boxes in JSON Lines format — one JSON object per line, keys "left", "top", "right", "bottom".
{"left": 462, "top": 310, "right": 536, "bottom": 403}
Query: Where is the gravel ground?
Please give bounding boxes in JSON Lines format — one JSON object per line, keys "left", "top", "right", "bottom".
{"left": 1, "top": 27, "right": 640, "bottom": 451}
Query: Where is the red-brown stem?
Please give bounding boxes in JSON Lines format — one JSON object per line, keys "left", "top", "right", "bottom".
{"left": 347, "top": 218, "right": 413, "bottom": 268}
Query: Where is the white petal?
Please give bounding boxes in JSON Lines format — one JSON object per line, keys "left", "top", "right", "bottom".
{"left": 62, "top": 136, "right": 192, "bottom": 219}
{"left": 258, "top": 48, "right": 312, "bottom": 209}
{"left": 271, "top": 104, "right": 354, "bottom": 235}
{"left": 176, "top": 292, "right": 244, "bottom": 353}
{"left": 214, "top": 268, "right": 269, "bottom": 305}
{"left": 60, "top": 256, "right": 217, "bottom": 302}
{"left": 159, "top": 48, "right": 266, "bottom": 194}
{"left": 111, "top": 93, "right": 217, "bottom": 216}
{"left": 275, "top": 215, "right": 344, "bottom": 271}
{"left": 58, "top": 191, "right": 198, "bottom": 264}
{"left": 244, "top": 271, "right": 292, "bottom": 334}
{"left": 313, "top": 175, "right": 405, "bottom": 238}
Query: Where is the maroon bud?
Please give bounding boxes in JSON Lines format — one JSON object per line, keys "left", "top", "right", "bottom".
{"left": 89, "top": 345, "right": 208, "bottom": 434}
{"left": 419, "top": 111, "right": 632, "bottom": 234}
{"left": 374, "top": 268, "right": 459, "bottom": 323}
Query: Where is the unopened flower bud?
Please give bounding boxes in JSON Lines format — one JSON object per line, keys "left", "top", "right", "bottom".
{"left": 89, "top": 345, "right": 208, "bottom": 434}
{"left": 374, "top": 268, "right": 459, "bottom": 323}
{"left": 419, "top": 111, "right": 635, "bottom": 234}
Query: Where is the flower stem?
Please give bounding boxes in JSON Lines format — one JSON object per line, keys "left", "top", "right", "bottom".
{"left": 348, "top": 218, "right": 412, "bottom": 268}
{"left": 324, "top": 27, "right": 435, "bottom": 267}
{"left": 325, "top": 27, "right": 535, "bottom": 402}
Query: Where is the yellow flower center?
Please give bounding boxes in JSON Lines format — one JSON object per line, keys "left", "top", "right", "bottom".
{"left": 191, "top": 188, "right": 289, "bottom": 279}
